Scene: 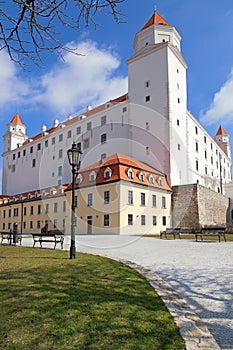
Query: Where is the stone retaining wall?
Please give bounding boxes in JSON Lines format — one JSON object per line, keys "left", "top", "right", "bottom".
{"left": 172, "top": 183, "right": 228, "bottom": 228}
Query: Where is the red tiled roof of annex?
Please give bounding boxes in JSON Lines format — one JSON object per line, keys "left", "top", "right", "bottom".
{"left": 66, "top": 153, "right": 171, "bottom": 192}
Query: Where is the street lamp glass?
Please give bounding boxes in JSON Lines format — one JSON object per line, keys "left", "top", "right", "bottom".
{"left": 67, "top": 143, "right": 81, "bottom": 167}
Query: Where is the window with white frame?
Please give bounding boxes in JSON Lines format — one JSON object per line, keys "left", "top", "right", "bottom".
{"left": 128, "top": 214, "right": 133, "bottom": 225}
{"left": 104, "top": 167, "right": 112, "bottom": 179}
{"left": 149, "top": 175, "right": 154, "bottom": 184}
{"left": 101, "top": 133, "right": 107, "bottom": 144}
{"left": 127, "top": 168, "right": 134, "bottom": 179}
{"left": 162, "top": 196, "right": 166, "bottom": 209}
{"left": 152, "top": 195, "right": 157, "bottom": 207}
{"left": 139, "top": 172, "right": 144, "bottom": 182}
{"left": 89, "top": 171, "right": 96, "bottom": 182}
{"left": 128, "top": 190, "right": 133, "bottom": 205}
{"left": 104, "top": 214, "right": 110, "bottom": 226}
{"left": 141, "top": 215, "right": 146, "bottom": 225}
{"left": 153, "top": 216, "right": 157, "bottom": 226}
{"left": 76, "top": 174, "right": 83, "bottom": 185}
{"left": 104, "top": 191, "right": 110, "bottom": 204}
{"left": 87, "top": 193, "right": 93, "bottom": 206}
{"left": 101, "top": 115, "right": 107, "bottom": 126}
{"left": 141, "top": 193, "right": 145, "bottom": 206}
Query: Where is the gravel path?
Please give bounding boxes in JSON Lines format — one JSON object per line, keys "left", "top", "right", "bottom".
{"left": 22, "top": 235, "right": 233, "bottom": 349}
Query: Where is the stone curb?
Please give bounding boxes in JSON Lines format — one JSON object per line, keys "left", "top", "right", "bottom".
{"left": 114, "top": 258, "right": 220, "bottom": 350}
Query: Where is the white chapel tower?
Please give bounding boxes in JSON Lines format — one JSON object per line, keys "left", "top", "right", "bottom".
{"left": 3, "top": 114, "right": 27, "bottom": 153}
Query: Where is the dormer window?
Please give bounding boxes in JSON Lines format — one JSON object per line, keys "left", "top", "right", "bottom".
{"left": 149, "top": 175, "right": 154, "bottom": 184}
{"left": 139, "top": 171, "right": 145, "bottom": 182}
{"left": 76, "top": 174, "right": 83, "bottom": 185}
{"left": 28, "top": 194, "right": 31, "bottom": 199}
{"left": 89, "top": 171, "right": 96, "bottom": 182}
{"left": 157, "top": 177, "right": 163, "bottom": 186}
{"left": 127, "top": 168, "right": 134, "bottom": 179}
{"left": 104, "top": 167, "right": 112, "bottom": 179}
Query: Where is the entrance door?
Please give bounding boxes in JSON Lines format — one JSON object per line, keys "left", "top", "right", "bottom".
{"left": 87, "top": 216, "right": 93, "bottom": 234}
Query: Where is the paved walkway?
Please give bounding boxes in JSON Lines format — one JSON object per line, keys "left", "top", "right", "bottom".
{"left": 22, "top": 235, "right": 233, "bottom": 349}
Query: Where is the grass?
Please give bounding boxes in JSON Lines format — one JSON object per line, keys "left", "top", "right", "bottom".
{"left": 0, "top": 245, "right": 185, "bottom": 350}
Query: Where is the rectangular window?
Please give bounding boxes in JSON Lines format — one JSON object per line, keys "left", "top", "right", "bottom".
{"left": 87, "top": 193, "right": 93, "bottom": 206}
{"left": 54, "top": 219, "right": 57, "bottom": 228}
{"left": 18, "top": 151, "right": 20, "bottom": 158}
{"left": 45, "top": 140, "right": 48, "bottom": 147}
{"left": 104, "top": 214, "right": 110, "bottom": 227}
{"left": 104, "top": 191, "right": 110, "bottom": 204}
{"left": 162, "top": 196, "right": 166, "bottom": 209}
{"left": 30, "top": 146, "right": 33, "bottom": 154}
{"left": 76, "top": 126, "right": 81, "bottom": 135}
{"left": 54, "top": 203, "right": 58, "bottom": 213}
{"left": 37, "top": 221, "right": 41, "bottom": 229}
{"left": 37, "top": 143, "right": 41, "bottom": 151}
{"left": 195, "top": 126, "right": 198, "bottom": 135}
{"left": 145, "top": 95, "right": 150, "bottom": 102}
{"left": 101, "top": 133, "right": 107, "bottom": 144}
{"left": 74, "top": 196, "right": 78, "bottom": 208}
{"left": 8, "top": 209, "right": 11, "bottom": 217}
{"left": 101, "top": 153, "right": 106, "bottom": 160}
{"left": 122, "top": 106, "right": 127, "bottom": 113}
{"left": 13, "top": 154, "right": 16, "bottom": 160}
{"left": 204, "top": 136, "right": 207, "bottom": 143}
{"left": 14, "top": 208, "right": 19, "bottom": 217}
{"left": 83, "top": 138, "right": 89, "bottom": 149}
{"left": 30, "top": 206, "right": 34, "bottom": 215}
{"left": 23, "top": 222, "right": 26, "bottom": 229}
{"left": 141, "top": 193, "right": 145, "bottom": 206}
{"left": 101, "top": 115, "right": 107, "bottom": 126}
{"left": 128, "top": 190, "right": 133, "bottom": 205}
{"left": 59, "top": 149, "right": 63, "bottom": 158}
{"left": 152, "top": 195, "right": 157, "bottom": 207}
{"left": 67, "top": 130, "right": 72, "bottom": 138}
{"left": 38, "top": 205, "right": 41, "bottom": 214}
{"left": 162, "top": 216, "right": 166, "bottom": 226}
{"left": 32, "top": 159, "right": 36, "bottom": 167}
{"left": 3, "top": 210, "right": 6, "bottom": 218}
{"left": 58, "top": 166, "right": 62, "bottom": 176}
{"left": 196, "top": 142, "right": 198, "bottom": 152}
{"left": 196, "top": 160, "right": 199, "bottom": 171}
{"left": 23, "top": 207, "right": 27, "bottom": 216}
{"left": 30, "top": 221, "right": 33, "bottom": 229}
{"left": 59, "top": 134, "right": 63, "bottom": 142}
{"left": 63, "top": 201, "right": 66, "bottom": 212}
{"left": 23, "top": 149, "right": 26, "bottom": 156}
{"left": 128, "top": 214, "right": 133, "bottom": 226}
{"left": 153, "top": 216, "right": 157, "bottom": 226}
{"left": 3, "top": 223, "right": 5, "bottom": 230}
{"left": 45, "top": 203, "right": 49, "bottom": 214}
{"left": 52, "top": 137, "right": 55, "bottom": 144}
{"left": 141, "top": 215, "right": 146, "bottom": 225}
{"left": 87, "top": 122, "right": 92, "bottom": 131}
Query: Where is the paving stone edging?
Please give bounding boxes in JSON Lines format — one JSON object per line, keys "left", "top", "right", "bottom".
{"left": 115, "top": 258, "right": 220, "bottom": 350}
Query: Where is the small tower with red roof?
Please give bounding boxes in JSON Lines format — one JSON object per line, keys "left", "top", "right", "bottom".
{"left": 214, "top": 125, "right": 231, "bottom": 159}
{"left": 3, "top": 114, "right": 28, "bottom": 153}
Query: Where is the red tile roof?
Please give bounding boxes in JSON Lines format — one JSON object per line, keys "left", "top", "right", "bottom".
{"left": 66, "top": 153, "right": 171, "bottom": 191}
{"left": 141, "top": 12, "right": 170, "bottom": 31}
{"left": 10, "top": 113, "right": 24, "bottom": 125}
{"left": 216, "top": 125, "right": 227, "bottom": 136}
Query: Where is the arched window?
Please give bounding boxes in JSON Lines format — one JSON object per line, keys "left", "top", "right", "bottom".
{"left": 76, "top": 174, "right": 83, "bottom": 185}
{"left": 149, "top": 175, "right": 154, "bottom": 184}
{"left": 138, "top": 171, "right": 144, "bottom": 182}
{"left": 127, "top": 168, "right": 134, "bottom": 179}
{"left": 89, "top": 171, "right": 96, "bottom": 182}
{"left": 157, "top": 177, "right": 163, "bottom": 186}
{"left": 104, "top": 167, "right": 112, "bottom": 179}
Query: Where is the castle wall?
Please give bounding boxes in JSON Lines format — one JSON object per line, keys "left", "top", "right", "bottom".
{"left": 172, "top": 183, "right": 228, "bottom": 228}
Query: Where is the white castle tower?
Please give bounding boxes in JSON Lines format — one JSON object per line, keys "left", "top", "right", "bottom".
{"left": 3, "top": 114, "right": 27, "bottom": 153}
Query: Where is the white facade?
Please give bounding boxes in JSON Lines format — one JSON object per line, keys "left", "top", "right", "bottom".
{"left": 2, "top": 12, "right": 232, "bottom": 196}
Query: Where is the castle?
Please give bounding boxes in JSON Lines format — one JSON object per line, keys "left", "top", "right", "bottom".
{"left": 0, "top": 12, "right": 232, "bottom": 234}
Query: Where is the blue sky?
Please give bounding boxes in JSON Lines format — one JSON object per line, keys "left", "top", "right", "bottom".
{"left": 1, "top": 0, "right": 233, "bottom": 192}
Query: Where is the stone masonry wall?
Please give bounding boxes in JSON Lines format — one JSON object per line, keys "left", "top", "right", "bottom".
{"left": 172, "top": 183, "right": 228, "bottom": 228}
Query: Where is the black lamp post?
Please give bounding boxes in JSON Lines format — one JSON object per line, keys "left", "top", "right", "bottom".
{"left": 67, "top": 143, "right": 82, "bottom": 259}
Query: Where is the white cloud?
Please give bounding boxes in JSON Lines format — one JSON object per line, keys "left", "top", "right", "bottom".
{"left": 200, "top": 69, "right": 233, "bottom": 125}
{"left": 37, "top": 41, "right": 128, "bottom": 115}
{"left": 0, "top": 51, "right": 29, "bottom": 108}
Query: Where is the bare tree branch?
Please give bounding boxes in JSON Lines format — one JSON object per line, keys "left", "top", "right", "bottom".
{"left": 0, "top": 0, "right": 125, "bottom": 66}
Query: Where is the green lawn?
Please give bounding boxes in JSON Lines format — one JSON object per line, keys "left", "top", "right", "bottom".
{"left": 0, "top": 245, "right": 185, "bottom": 350}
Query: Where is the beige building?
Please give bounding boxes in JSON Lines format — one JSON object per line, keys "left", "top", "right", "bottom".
{"left": 0, "top": 153, "right": 171, "bottom": 235}
{"left": 65, "top": 153, "right": 172, "bottom": 235}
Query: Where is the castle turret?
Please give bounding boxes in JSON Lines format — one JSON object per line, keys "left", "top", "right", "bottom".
{"left": 214, "top": 125, "right": 231, "bottom": 159}
{"left": 3, "top": 114, "right": 27, "bottom": 153}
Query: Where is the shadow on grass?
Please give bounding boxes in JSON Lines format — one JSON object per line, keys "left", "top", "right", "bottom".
{"left": 0, "top": 246, "right": 185, "bottom": 350}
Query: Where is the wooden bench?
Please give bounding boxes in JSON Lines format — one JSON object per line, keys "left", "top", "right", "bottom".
{"left": 32, "top": 233, "right": 64, "bottom": 249}
{"left": 195, "top": 227, "right": 226, "bottom": 242}
{"left": 160, "top": 228, "right": 181, "bottom": 240}
{"left": 0, "top": 232, "right": 22, "bottom": 245}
